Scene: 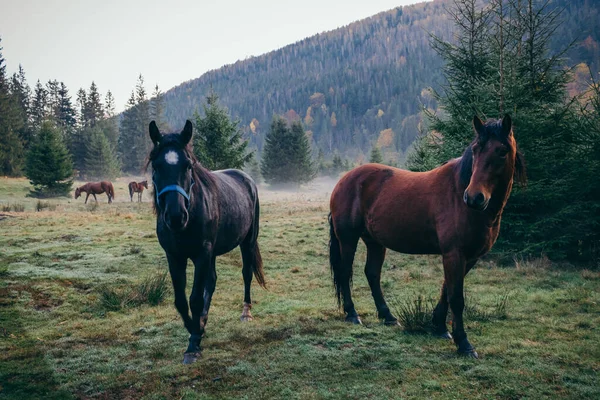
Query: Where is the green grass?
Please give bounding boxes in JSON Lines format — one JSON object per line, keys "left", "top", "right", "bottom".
{"left": 0, "top": 177, "right": 599, "bottom": 399}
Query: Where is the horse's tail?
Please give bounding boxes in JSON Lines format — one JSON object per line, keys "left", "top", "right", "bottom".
{"left": 109, "top": 183, "right": 115, "bottom": 201}
{"left": 329, "top": 212, "right": 343, "bottom": 307}
{"left": 250, "top": 196, "right": 266, "bottom": 288}
{"left": 128, "top": 183, "right": 133, "bottom": 200}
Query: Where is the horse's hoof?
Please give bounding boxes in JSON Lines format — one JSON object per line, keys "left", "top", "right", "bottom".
{"left": 182, "top": 351, "right": 202, "bottom": 364}
{"left": 384, "top": 319, "right": 400, "bottom": 326}
{"left": 434, "top": 331, "right": 453, "bottom": 340}
{"left": 458, "top": 349, "right": 479, "bottom": 359}
{"left": 345, "top": 315, "right": 362, "bottom": 325}
{"left": 457, "top": 338, "right": 478, "bottom": 358}
{"left": 240, "top": 315, "right": 253, "bottom": 322}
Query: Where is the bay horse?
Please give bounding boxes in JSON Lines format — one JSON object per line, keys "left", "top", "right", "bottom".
{"left": 329, "top": 115, "right": 526, "bottom": 358}
{"left": 128, "top": 180, "right": 148, "bottom": 202}
{"left": 74, "top": 181, "right": 115, "bottom": 204}
{"left": 147, "top": 120, "right": 266, "bottom": 364}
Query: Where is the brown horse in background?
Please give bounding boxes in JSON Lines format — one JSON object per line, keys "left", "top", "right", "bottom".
{"left": 128, "top": 180, "right": 148, "bottom": 202}
{"left": 329, "top": 115, "right": 526, "bottom": 358}
{"left": 75, "top": 181, "right": 115, "bottom": 204}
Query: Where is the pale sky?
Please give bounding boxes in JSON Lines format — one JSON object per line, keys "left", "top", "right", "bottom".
{"left": 0, "top": 0, "right": 431, "bottom": 112}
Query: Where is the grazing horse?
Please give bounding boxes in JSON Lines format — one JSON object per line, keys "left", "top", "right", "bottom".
{"left": 128, "top": 180, "right": 148, "bottom": 202}
{"left": 147, "top": 120, "right": 266, "bottom": 364}
{"left": 74, "top": 181, "right": 115, "bottom": 204}
{"left": 329, "top": 115, "right": 526, "bottom": 358}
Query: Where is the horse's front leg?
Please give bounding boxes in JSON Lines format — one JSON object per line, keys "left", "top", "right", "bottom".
{"left": 184, "top": 245, "right": 217, "bottom": 364}
{"left": 166, "top": 253, "right": 193, "bottom": 347}
{"left": 443, "top": 251, "right": 478, "bottom": 358}
{"left": 84, "top": 193, "right": 90, "bottom": 204}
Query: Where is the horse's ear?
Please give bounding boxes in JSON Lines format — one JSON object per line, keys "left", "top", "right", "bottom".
{"left": 502, "top": 114, "right": 512, "bottom": 137}
{"left": 149, "top": 121, "right": 161, "bottom": 145}
{"left": 180, "top": 120, "right": 193, "bottom": 145}
{"left": 473, "top": 115, "right": 484, "bottom": 136}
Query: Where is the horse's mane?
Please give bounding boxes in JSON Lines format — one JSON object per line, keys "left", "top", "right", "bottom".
{"left": 145, "top": 134, "right": 217, "bottom": 214}
{"left": 457, "top": 120, "right": 527, "bottom": 188}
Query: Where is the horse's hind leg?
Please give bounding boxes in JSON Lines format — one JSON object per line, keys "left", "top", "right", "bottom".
{"left": 363, "top": 240, "right": 398, "bottom": 325}
{"left": 240, "top": 242, "right": 256, "bottom": 321}
{"left": 339, "top": 238, "right": 361, "bottom": 324}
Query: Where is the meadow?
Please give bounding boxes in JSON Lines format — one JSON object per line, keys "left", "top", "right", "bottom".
{"left": 0, "top": 177, "right": 599, "bottom": 399}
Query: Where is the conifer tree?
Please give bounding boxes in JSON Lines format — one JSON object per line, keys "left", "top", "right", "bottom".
{"left": 369, "top": 146, "right": 383, "bottom": 164}
{"left": 132, "top": 74, "right": 151, "bottom": 171}
{"left": 25, "top": 121, "right": 73, "bottom": 197}
{"left": 261, "top": 116, "right": 315, "bottom": 185}
{"left": 9, "top": 65, "right": 33, "bottom": 149}
{"left": 31, "top": 80, "right": 48, "bottom": 131}
{"left": 0, "top": 37, "right": 25, "bottom": 176}
{"left": 119, "top": 91, "right": 138, "bottom": 172}
{"left": 193, "top": 91, "right": 252, "bottom": 170}
{"left": 150, "top": 84, "right": 166, "bottom": 130}
{"left": 83, "top": 126, "right": 120, "bottom": 180}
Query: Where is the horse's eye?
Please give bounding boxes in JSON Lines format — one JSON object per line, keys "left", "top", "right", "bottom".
{"left": 497, "top": 148, "right": 508, "bottom": 158}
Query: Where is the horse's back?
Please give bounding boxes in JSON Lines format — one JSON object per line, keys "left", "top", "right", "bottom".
{"left": 211, "top": 169, "right": 259, "bottom": 255}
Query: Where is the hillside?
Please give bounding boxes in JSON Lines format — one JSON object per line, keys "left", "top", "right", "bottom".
{"left": 162, "top": 0, "right": 600, "bottom": 163}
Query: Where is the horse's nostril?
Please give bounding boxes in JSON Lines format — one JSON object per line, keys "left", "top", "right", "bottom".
{"left": 474, "top": 192, "right": 485, "bottom": 205}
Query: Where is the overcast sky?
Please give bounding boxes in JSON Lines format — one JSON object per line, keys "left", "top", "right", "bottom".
{"left": 0, "top": 0, "right": 431, "bottom": 112}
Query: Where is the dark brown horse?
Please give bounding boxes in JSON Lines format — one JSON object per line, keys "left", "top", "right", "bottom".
{"left": 147, "top": 120, "right": 266, "bottom": 364}
{"left": 329, "top": 115, "right": 526, "bottom": 358}
{"left": 74, "top": 181, "right": 115, "bottom": 204}
{"left": 128, "top": 180, "right": 148, "bottom": 202}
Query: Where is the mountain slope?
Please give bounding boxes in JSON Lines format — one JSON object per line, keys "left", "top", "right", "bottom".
{"left": 162, "top": 0, "right": 600, "bottom": 163}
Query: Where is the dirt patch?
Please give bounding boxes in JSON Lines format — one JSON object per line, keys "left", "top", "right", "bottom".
{"left": 0, "top": 284, "right": 63, "bottom": 311}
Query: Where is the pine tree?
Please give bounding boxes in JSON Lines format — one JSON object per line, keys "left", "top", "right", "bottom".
{"left": 133, "top": 74, "right": 151, "bottom": 172}
{"left": 102, "top": 91, "right": 119, "bottom": 147}
{"left": 0, "top": 37, "right": 25, "bottom": 176}
{"left": 85, "top": 81, "right": 104, "bottom": 128}
{"left": 9, "top": 65, "right": 33, "bottom": 149}
{"left": 261, "top": 116, "right": 315, "bottom": 185}
{"left": 119, "top": 91, "right": 138, "bottom": 172}
{"left": 25, "top": 121, "right": 73, "bottom": 197}
{"left": 193, "top": 91, "right": 252, "bottom": 170}
{"left": 369, "top": 146, "right": 383, "bottom": 164}
{"left": 412, "top": 0, "right": 585, "bottom": 260}
{"left": 150, "top": 84, "right": 166, "bottom": 130}
{"left": 83, "top": 126, "right": 120, "bottom": 180}
{"left": 31, "top": 80, "right": 48, "bottom": 131}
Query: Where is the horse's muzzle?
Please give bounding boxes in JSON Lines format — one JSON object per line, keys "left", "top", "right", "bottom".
{"left": 163, "top": 205, "right": 189, "bottom": 232}
{"left": 463, "top": 190, "right": 489, "bottom": 211}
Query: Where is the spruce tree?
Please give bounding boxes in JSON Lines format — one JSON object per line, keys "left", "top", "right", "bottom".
{"left": 9, "top": 65, "right": 33, "bottom": 149}
{"left": 369, "top": 146, "right": 383, "bottom": 164}
{"left": 118, "top": 91, "right": 138, "bottom": 172}
{"left": 261, "top": 116, "right": 315, "bottom": 185}
{"left": 31, "top": 80, "right": 47, "bottom": 131}
{"left": 83, "top": 126, "right": 120, "bottom": 180}
{"left": 0, "top": 37, "right": 25, "bottom": 176}
{"left": 193, "top": 91, "right": 252, "bottom": 170}
{"left": 133, "top": 74, "right": 151, "bottom": 172}
{"left": 150, "top": 84, "right": 166, "bottom": 130}
{"left": 25, "top": 121, "right": 73, "bottom": 197}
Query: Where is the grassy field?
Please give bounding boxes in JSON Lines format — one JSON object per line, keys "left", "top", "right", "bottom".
{"left": 1, "top": 177, "right": 599, "bottom": 399}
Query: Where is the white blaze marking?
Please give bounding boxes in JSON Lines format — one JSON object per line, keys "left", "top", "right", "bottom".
{"left": 165, "top": 151, "right": 179, "bottom": 165}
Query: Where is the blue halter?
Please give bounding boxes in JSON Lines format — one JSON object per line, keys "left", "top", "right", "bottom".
{"left": 154, "top": 177, "right": 195, "bottom": 208}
